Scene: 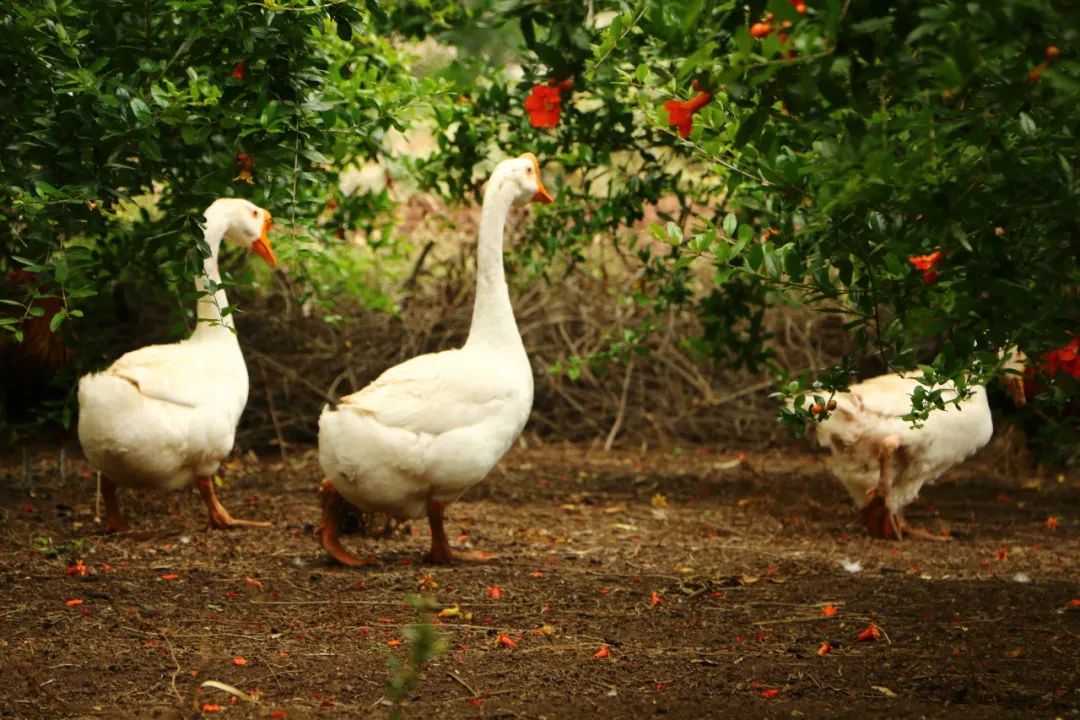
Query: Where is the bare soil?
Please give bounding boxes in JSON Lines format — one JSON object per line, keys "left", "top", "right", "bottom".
{"left": 0, "top": 443, "right": 1077, "bottom": 719}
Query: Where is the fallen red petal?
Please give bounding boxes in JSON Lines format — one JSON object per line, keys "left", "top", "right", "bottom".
{"left": 857, "top": 623, "right": 882, "bottom": 642}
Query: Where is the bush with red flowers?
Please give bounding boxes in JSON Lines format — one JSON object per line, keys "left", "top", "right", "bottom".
{"left": 407, "top": 0, "right": 1079, "bottom": 459}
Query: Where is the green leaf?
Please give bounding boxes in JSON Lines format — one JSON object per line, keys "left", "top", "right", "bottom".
{"left": 722, "top": 213, "right": 737, "bottom": 237}
{"left": 129, "top": 97, "right": 152, "bottom": 122}
{"left": 49, "top": 308, "right": 67, "bottom": 332}
{"left": 1018, "top": 112, "right": 1036, "bottom": 136}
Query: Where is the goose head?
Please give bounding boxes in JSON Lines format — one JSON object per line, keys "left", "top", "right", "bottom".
{"left": 998, "top": 346, "right": 1027, "bottom": 408}
{"left": 489, "top": 153, "right": 555, "bottom": 205}
{"left": 204, "top": 198, "right": 277, "bottom": 267}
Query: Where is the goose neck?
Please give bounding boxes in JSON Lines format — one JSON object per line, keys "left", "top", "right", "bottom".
{"left": 192, "top": 216, "right": 237, "bottom": 340}
{"left": 466, "top": 186, "right": 519, "bottom": 349}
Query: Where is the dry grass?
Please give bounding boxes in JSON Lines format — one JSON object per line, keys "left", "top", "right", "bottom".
{"left": 237, "top": 194, "right": 847, "bottom": 455}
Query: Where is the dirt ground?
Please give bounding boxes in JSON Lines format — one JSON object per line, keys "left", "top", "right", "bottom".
{"left": 0, "top": 442, "right": 1077, "bottom": 720}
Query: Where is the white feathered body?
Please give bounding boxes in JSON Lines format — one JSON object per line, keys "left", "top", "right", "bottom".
{"left": 318, "top": 340, "right": 533, "bottom": 520}
{"left": 814, "top": 373, "right": 993, "bottom": 511}
{"left": 77, "top": 332, "right": 249, "bottom": 490}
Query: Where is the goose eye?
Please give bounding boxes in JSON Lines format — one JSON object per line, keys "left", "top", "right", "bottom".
{"left": 251, "top": 210, "right": 259, "bottom": 219}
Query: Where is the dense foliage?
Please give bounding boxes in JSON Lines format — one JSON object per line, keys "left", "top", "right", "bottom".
{"left": 0, "top": 0, "right": 437, "bottom": 433}
{"left": 2, "top": 0, "right": 1078, "bottom": 460}
{"left": 406, "top": 0, "right": 1080, "bottom": 458}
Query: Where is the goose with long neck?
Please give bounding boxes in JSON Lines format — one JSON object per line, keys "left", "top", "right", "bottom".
{"left": 317, "top": 153, "right": 553, "bottom": 565}
{"left": 77, "top": 198, "right": 276, "bottom": 532}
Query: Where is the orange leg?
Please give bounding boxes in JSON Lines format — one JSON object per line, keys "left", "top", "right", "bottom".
{"left": 101, "top": 475, "right": 130, "bottom": 533}
{"left": 425, "top": 498, "right": 495, "bottom": 564}
{"left": 196, "top": 476, "right": 271, "bottom": 530}
{"left": 860, "top": 436, "right": 903, "bottom": 540}
{"left": 317, "top": 480, "right": 377, "bottom": 567}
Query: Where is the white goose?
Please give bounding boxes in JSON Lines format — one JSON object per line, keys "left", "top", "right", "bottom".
{"left": 810, "top": 356, "right": 1025, "bottom": 540}
{"left": 317, "top": 153, "right": 553, "bottom": 565}
{"left": 77, "top": 198, "right": 276, "bottom": 532}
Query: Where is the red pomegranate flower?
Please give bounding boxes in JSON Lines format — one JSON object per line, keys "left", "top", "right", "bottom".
{"left": 231, "top": 61, "right": 246, "bottom": 80}
{"left": 664, "top": 89, "right": 713, "bottom": 139}
{"left": 1043, "top": 336, "right": 1080, "bottom": 379}
{"left": 907, "top": 249, "right": 944, "bottom": 283}
{"left": 524, "top": 78, "right": 574, "bottom": 129}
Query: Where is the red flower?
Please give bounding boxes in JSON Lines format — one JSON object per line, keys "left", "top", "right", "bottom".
{"left": 750, "top": 22, "right": 773, "bottom": 39}
{"left": 664, "top": 90, "right": 713, "bottom": 138}
{"left": 788, "top": 0, "right": 808, "bottom": 14}
{"left": 907, "top": 249, "right": 944, "bottom": 283}
{"left": 1042, "top": 336, "right": 1080, "bottom": 379}
{"left": 231, "top": 61, "right": 246, "bottom": 80}
{"left": 524, "top": 78, "right": 573, "bottom": 129}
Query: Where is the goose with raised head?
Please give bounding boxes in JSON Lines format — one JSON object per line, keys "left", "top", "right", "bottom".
{"left": 78, "top": 198, "right": 277, "bottom": 532}
{"left": 317, "top": 153, "right": 553, "bottom": 565}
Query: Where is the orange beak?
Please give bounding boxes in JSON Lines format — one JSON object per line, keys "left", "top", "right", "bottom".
{"left": 521, "top": 152, "right": 554, "bottom": 204}
{"left": 252, "top": 212, "right": 277, "bottom": 268}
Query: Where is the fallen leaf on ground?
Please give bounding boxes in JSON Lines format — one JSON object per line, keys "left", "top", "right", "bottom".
{"left": 485, "top": 585, "right": 502, "bottom": 600}
{"left": 760, "top": 688, "right": 779, "bottom": 698}
{"left": 160, "top": 573, "right": 179, "bottom": 581}
{"left": 437, "top": 606, "right": 461, "bottom": 619}
{"left": 649, "top": 591, "right": 661, "bottom": 607}
{"left": 269, "top": 712, "right": 287, "bottom": 719}
{"left": 995, "top": 547, "right": 1008, "bottom": 561}
{"left": 232, "top": 657, "right": 247, "bottom": 666}
{"left": 65, "top": 598, "right": 83, "bottom": 607}
{"left": 202, "top": 705, "right": 223, "bottom": 713}
{"left": 419, "top": 575, "right": 438, "bottom": 590}
{"left": 532, "top": 624, "right": 556, "bottom": 636}
{"left": 593, "top": 644, "right": 610, "bottom": 659}
{"left": 66, "top": 560, "right": 88, "bottom": 576}
{"left": 530, "top": 571, "right": 544, "bottom": 578}
{"left": 817, "top": 641, "right": 831, "bottom": 656}
{"left": 1003, "top": 648, "right": 1024, "bottom": 658}
{"left": 821, "top": 604, "right": 838, "bottom": 617}
{"left": 243, "top": 576, "right": 263, "bottom": 590}
{"left": 857, "top": 624, "right": 882, "bottom": 642}
{"left": 872, "top": 685, "right": 897, "bottom": 698}
{"left": 1069, "top": 598, "right": 1080, "bottom": 608}
{"left": 1045, "top": 516, "right": 1059, "bottom": 530}
{"left": 651, "top": 493, "right": 668, "bottom": 508}
{"left": 467, "top": 698, "right": 484, "bottom": 706}
{"left": 386, "top": 640, "right": 402, "bottom": 648}
{"left": 495, "top": 633, "right": 517, "bottom": 649}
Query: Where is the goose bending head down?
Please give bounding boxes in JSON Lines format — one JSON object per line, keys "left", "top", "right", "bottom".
{"left": 809, "top": 349, "right": 1026, "bottom": 540}
{"left": 77, "top": 198, "right": 276, "bottom": 532}
{"left": 317, "top": 153, "right": 553, "bottom": 565}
